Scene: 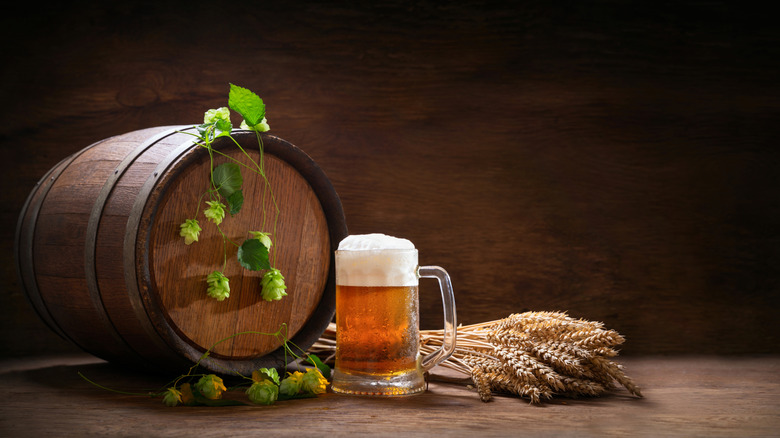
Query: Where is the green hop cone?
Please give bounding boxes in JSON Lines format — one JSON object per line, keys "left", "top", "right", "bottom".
{"left": 301, "top": 368, "right": 328, "bottom": 395}
{"left": 204, "top": 107, "right": 231, "bottom": 124}
{"left": 206, "top": 271, "right": 230, "bottom": 301}
{"left": 195, "top": 374, "right": 227, "bottom": 400}
{"left": 179, "top": 219, "right": 201, "bottom": 245}
{"left": 249, "top": 231, "right": 273, "bottom": 250}
{"left": 204, "top": 201, "right": 226, "bottom": 225}
{"left": 240, "top": 117, "right": 270, "bottom": 132}
{"left": 279, "top": 371, "right": 304, "bottom": 397}
{"left": 260, "top": 268, "right": 287, "bottom": 301}
{"left": 246, "top": 380, "right": 279, "bottom": 405}
{"left": 162, "top": 387, "right": 182, "bottom": 407}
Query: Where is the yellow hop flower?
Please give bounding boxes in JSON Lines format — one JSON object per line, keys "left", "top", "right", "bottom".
{"left": 301, "top": 368, "right": 328, "bottom": 395}
{"left": 279, "top": 371, "right": 304, "bottom": 397}
{"left": 195, "top": 374, "right": 227, "bottom": 400}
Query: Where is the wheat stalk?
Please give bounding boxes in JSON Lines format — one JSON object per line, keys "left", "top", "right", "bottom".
{"left": 307, "top": 311, "right": 642, "bottom": 404}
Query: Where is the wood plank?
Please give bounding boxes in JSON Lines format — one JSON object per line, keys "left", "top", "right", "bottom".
{"left": 2, "top": 1, "right": 779, "bottom": 359}
{"left": 0, "top": 355, "right": 778, "bottom": 437}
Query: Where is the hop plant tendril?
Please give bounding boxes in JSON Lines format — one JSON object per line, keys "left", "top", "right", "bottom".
{"left": 78, "top": 325, "right": 332, "bottom": 408}
{"left": 158, "top": 327, "right": 330, "bottom": 407}
{"left": 78, "top": 87, "right": 331, "bottom": 408}
{"left": 178, "top": 84, "right": 285, "bottom": 302}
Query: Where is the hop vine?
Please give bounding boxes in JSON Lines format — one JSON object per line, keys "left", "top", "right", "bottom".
{"left": 178, "top": 84, "right": 285, "bottom": 302}
{"left": 79, "top": 325, "right": 331, "bottom": 407}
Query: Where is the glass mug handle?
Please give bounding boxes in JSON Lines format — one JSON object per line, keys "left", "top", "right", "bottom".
{"left": 417, "top": 266, "right": 457, "bottom": 372}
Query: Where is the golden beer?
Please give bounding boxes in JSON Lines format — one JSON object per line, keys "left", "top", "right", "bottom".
{"left": 331, "top": 234, "right": 456, "bottom": 396}
{"left": 335, "top": 285, "right": 420, "bottom": 376}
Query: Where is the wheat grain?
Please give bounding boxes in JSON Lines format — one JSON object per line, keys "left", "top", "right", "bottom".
{"left": 309, "top": 311, "right": 642, "bottom": 404}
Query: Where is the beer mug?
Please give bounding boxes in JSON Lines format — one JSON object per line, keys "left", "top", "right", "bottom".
{"left": 331, "top": 234, "right": 457, "bottom": 396}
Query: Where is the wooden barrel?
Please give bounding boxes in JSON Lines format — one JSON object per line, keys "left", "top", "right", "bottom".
{"left": 15, "top": 126, "right": 347, "bottom": 375}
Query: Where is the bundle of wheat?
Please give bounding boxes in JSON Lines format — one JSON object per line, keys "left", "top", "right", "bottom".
{"left": 308, "top": 311, "right": 642, "bottom": 404}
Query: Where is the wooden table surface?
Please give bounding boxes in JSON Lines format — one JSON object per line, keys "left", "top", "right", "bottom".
{"left": 1, "top": 354, "right": 778, "bottom": 437}
{"left": 2, "top": 4, "right": 779, "bottom": 436}
{"left": 2, "top": 0, "right": 779, "bottom": 359}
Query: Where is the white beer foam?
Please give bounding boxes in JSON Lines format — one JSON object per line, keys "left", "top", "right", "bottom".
{"left": 336, "top": 234, "right": 418, "bottom": 286}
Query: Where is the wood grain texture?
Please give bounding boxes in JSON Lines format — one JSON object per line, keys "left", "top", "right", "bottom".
{"left": 2, "top": 1, "right": 779, "bottom": 357}
{"left": 145, "top": 137, "right": 331, "bottom": 359}
{"left": 14, "top": 126, "right": 344, "bottom": 373}
{"left": 0, "top": 354, "right": 778, "bottom": 437}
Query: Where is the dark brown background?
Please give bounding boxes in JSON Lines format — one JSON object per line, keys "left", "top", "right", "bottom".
{"left": 1, "top": 0, "right": 778, "bottom": 358}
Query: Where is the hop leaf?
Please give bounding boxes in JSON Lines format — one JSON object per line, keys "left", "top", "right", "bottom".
{"left": 228, "top": 84, "right": 266, "bottom": 128}
{"left": 260, "top": 268, "right": 287, "bottom": 301}
{"left": 179, "top": 219, "right": 201, "bottom": 245}
{"left": 204, "top": 201, "right": 226, "bottom": 225}
{"left": 307, "top": 354, "right": 332, "bottom": 380}
{"left": 206, "top": 271, "right": 230, "bottom": 301}
{"left": 246, "top": 380, "right": 278, "bottom": 405}
{"left": 279, "top": 371, "right": 304, "bottom": 397}
{"left": 162, "top": 387, "right": 182, "bottom": 407}
{"left": 227, "top": 190, "right": 244, "bottom": 216}
{"left": 237, "top": 238, "right": 271, "bottom": 271}
{"left": 249, "top": 231, "right": 273, "bottom": 250}
{"left": 195, "top": 374, "right": 227, "bottom": 400}
{"left": 212, "top": 162, "right": 243, "bottom": 199}
{"left": 252, "top": 368, "right": 280, "bottom": 385}
{"left": 301, "top": 368, "right": 328, "bottom": 395}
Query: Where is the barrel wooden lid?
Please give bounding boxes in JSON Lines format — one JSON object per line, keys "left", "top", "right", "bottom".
{"left": 137, "top": 131, "right": 346, "bottom": 371}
